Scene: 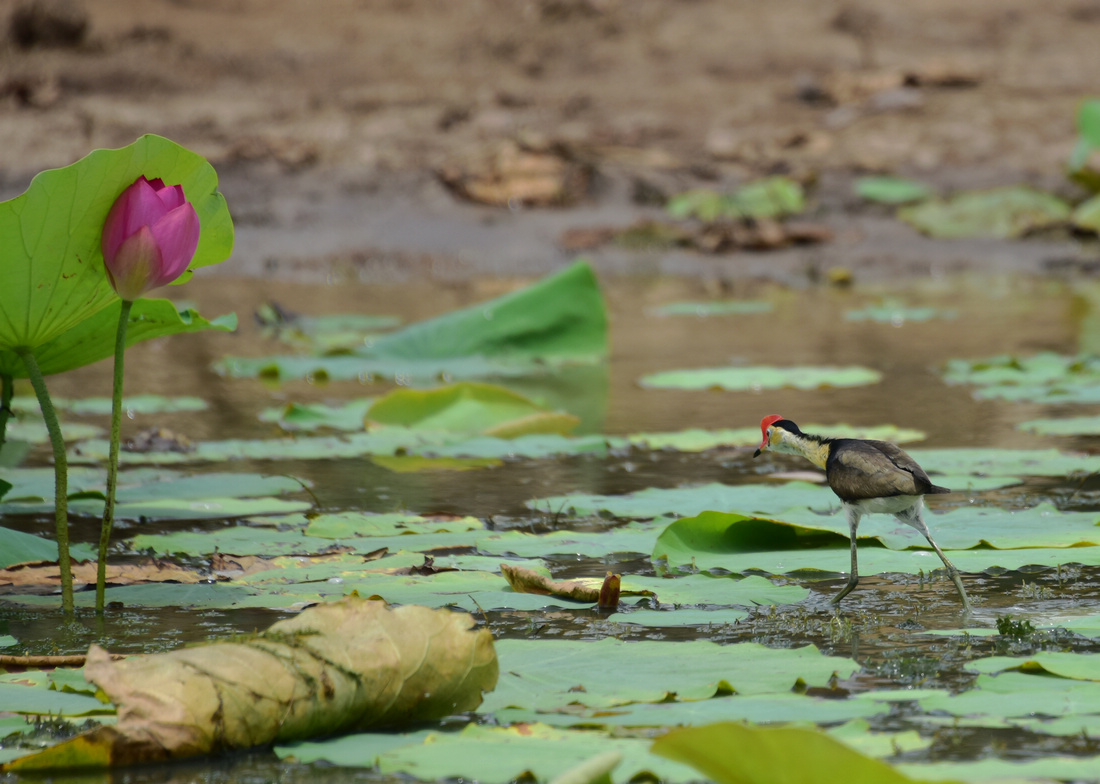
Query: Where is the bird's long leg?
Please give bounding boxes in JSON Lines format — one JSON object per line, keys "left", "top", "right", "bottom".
{"left": 897, "top": 505, "right": 972, "bottom": 611}
{"left": 832, "top": 505, "right": 862, "bottom": 604}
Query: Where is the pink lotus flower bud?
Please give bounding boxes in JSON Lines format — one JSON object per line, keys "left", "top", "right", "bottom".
{"left": 101, "top": 175, "right": 200, "bottom": 300}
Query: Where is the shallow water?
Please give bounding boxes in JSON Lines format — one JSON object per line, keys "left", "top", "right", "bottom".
{"left": 4, "top": 270, "right": 1100, "bottom": 780}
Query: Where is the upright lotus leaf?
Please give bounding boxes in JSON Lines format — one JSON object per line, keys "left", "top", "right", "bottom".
{"left": 367, "top": 260, "right": 607, "bottom": 361}
{"left": 651, "top": 723, "right": 949, "bottom": 784}
{"left": 0, "top": 134, "right": 233, "bottom": 354}
{"left": 3, "top": 597, "right": 498, "bottom": 770}
{"left": 1069, "top": 98, "right": 1100, "bottom": 175}
{"left": 366, "top": 381, "right": 579, "bottom": 436}
{"left": 0, "top": 299, "right": 236, "bottom": 378}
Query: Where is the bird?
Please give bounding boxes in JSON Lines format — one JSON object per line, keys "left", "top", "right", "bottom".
{"left": 753, "top": 415, "right": 970, "bottom": 610}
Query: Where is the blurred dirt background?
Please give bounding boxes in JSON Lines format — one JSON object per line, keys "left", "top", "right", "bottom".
{"left": 2, "top": 0, "right": 1099, "bottom": 284}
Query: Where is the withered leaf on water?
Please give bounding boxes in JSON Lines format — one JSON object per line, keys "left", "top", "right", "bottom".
{"left": 0, "top": 558, "right": 200, "bottom": 587}
{"left": 3, "top": 597, "right": 498, "bottom": 771}
{"left": 501, "top": 563, "right": 631, "bottom": 607}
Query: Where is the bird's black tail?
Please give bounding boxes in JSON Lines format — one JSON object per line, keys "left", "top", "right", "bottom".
{"left": 928, "top": 484, "right": 951, "bottom": 494}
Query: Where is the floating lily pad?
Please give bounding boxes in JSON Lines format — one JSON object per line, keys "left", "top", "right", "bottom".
{"left": 639, "top": 366, "right": 882, "bottom": 391}
{"left": 620, "top": 423, "right": 925, "bottom": 452}
{"left": 279, "top": 723, "right": 698, "bottom": 784}
{"left": 480, "top": 638, "right": 859, "bottom": 713}
{"left": 916, "top": 670, "right": 1100, "bottom": 720}
{"left": 366, "top": 382, "right": 579, "bottom": 437}
{"left": 965, "top": 651, "right": 1100, "bottom": 680}
{"left": 496, "top": 696, "right": 887, "bottom": 732}
{"left": 651, "top": 300, "right": 774, "bottom": 317}
{"left": 942, "top": 352, "right": 1100, "bottom": 403}
{"left": 258, "top": 308, "right": 402, "bottom": 353}
{"left": 68, "top": 429, "right": 447, "bottom": 465}
{"left": 130, "top": 521, "right": 487, "bottom": 560}
{"left": 853, "top": 176, "right": 934, "bottom": 205}
{"left": 624, "top": 574, "right": 808, "bottom": 607}
{"left": 908, "top": 447, "right": 1100, "bottom": 478}
{"left": 899, "top": 186, "right": 1071, "bottom": 239}
{"left": 412, "top": 433, "right": 611, "bottom": 459}
{"left": 0, "top": 583, "right": 260, "bottom": 610}
{"left": 0, "top": 681, "right": 111, "bottom": 718}
{"left": 303, "top": 512, "right": 483, "bottom": 539}
{"left": 4, "top": 419, "right": 102, "bottom": 444}
{"left": 845, "top": 301, "right": 956, "bottom": 323}
{"left": 652, "top": 510, "right": 1100, "bottom": 577}
{"left": 1018, "top": 415, "right": 1100, "bottom": 436}
{"left": 0, "top": 526, "right": 95, "bottom": 568}
{"left": 258, "top": 399, "right": 373, "bottom": 432}
{"left": 478, "top": 523, "right": 663, "bottom": 560}
{"left": 68, "top": 428, "right": 610, "bottom": 466}
{"left": 899, "top": 755, "right": 1100, "bottom": 783}
{"left": 0, "top": 469, "right": 310, "bottom": 521}
{"left": 607, "top": 608, "right": 749, "bottom": 627}
{"left": 530, "top": 482, "right": 837, "bottom": 521}
{"left": 11, "top": 394, "right": 207, "bottom": 416}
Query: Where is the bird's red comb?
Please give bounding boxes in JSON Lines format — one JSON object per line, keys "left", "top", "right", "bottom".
{"left": 760, "top": 414, "right": 784, "bottom": 436}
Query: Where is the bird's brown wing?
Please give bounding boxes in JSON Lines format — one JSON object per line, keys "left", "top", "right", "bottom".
{"left": 825, "top": 439, "right": 942, "bottom": 501}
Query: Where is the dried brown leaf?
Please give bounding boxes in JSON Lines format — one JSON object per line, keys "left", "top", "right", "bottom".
{"left": 0, "top": 559, "right": 200, "bottom": 587}
{"left": 4, "top": 597, "right": 498, "bottom": 770}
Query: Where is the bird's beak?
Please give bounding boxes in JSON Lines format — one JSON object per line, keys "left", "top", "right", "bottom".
{"left": 753, "top": 445, "right": 764, "bottom": 458}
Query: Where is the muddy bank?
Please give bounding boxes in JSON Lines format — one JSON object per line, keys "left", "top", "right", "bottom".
{"left": 1, "top": 0, "right": 1098, "bottom": 283}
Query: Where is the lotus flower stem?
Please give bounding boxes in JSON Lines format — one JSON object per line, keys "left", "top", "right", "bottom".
{"left": 15, "top": 348, "right": 74, "bottom": 616}
{"left": 96, "top": 299, "right": 133, "bottom": 615}
{"left": 0, "top": 372, "right": 13, "bottom": 452}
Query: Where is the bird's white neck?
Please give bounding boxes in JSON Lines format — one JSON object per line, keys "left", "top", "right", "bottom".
{"left": 771, "top": 430, "right": 831, "bottom": 469}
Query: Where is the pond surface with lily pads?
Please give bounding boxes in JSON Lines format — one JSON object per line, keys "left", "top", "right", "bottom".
{"left": 4, "top": 268, "right": 1100, "bottom": 782}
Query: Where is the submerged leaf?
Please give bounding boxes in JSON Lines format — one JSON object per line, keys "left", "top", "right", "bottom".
{"left": 3, "top": 597, "right": 498, "bottom": 770}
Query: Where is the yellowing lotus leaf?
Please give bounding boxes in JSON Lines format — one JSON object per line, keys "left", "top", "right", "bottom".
{"left": 3, "top": 597, "right": 498, "bottom": 770}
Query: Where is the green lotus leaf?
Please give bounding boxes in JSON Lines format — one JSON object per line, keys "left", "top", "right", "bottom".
{"left": 0, "top": 300, "right": 236, "bottom": 378}
{"left": 0, "top": 134, "right": 233, "bottom": 353}
{"left": 853, "top": 176, "right": 934, "bottom": 205}
{"left": 899, "top": 186, "right": 1070, "bottom": 239}
{"left": 366, "top": 381, "right": 578, "bottom": 437}
{"left": 640, "top": 365, "right": 881, "bottom": 391}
